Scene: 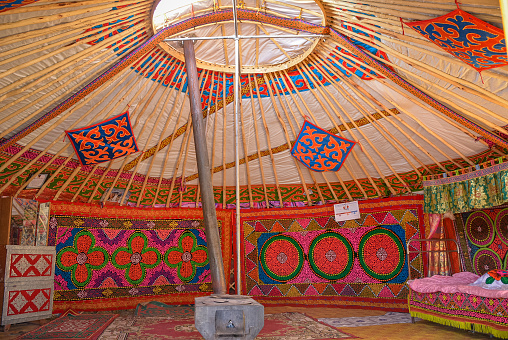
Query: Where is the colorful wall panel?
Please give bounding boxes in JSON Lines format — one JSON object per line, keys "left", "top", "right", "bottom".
{"left": 456, "top": 207, "right": 508, "bottom": 276}
{"left": 48, "top": 202, "right": 233, "bottom": 312}
{"left": 240, "top": 196, "right": 427, "bottom": 311}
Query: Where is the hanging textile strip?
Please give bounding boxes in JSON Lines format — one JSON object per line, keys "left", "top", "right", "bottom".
{"left": 66, "top": 111, "right": 139, "bottom": 166}
{"left": 49, "top": 201, "right": 233, "bottom": 312}
{"left": 240, "top": 195, "right": 427, "bottom": 311}
{"left": 423, "top": 162, "right": 508, "bottom": 214}
{"left": 404, "top": 8, "right": 508, "bottom": 73}
{"left": 291, "top": 120, "right": 356, "bottom": 172}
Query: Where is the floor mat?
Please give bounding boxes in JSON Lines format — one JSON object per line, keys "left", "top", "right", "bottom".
{"left": 133, "top": 301, "right": 194, "bottom": 319}
{"left": 17, "top": 311, "right": 118, "bottom": 340}
{"left": 99, "top": 312, "right": 354, "bottom": 339}
{"left": 319, "top": 312, "right": 420, "bottom": 328}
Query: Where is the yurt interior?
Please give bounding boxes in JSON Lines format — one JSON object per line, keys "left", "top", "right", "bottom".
{"left": 1, "top": 0, "right": 508, "bottom": 338}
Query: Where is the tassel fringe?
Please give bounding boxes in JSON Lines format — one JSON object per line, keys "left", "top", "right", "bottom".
{"left": 409, "top": 311, "right": 508, "bottom": 339}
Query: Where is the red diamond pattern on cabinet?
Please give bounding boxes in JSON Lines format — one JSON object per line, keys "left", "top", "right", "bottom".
{"left": 9, "top": 254, "right": 53, "bottom": 278}
{"left": 7, "top": 288, "right": 51, "bottom": 316}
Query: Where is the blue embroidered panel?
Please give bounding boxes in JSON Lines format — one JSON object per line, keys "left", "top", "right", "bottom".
{"left": 66, "top": 111, "right": 139, "bottom": 165}
{"left": 405, "top": 8, "right": 508, "bottom": 72}
{"left": 291, "top": 120, "right": 356, "bottom": 172}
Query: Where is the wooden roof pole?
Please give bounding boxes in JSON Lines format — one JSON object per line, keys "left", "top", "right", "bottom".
{"left": 166, "top": 118, "right": 192, "bottom": 207}
{"left": 136, "top": 64, "right": 191, "bottom": 207}
{"left": 262, "top": 73, "right": 313, "bottom": 205}
{"left": 315, "top": 50, "right": 435, "bottom": 174}
{"left": 71, "top": 164, "right": 100, "bottom": 202}
{"left": 309, "top": 55, "right": 422, "bottom": 178}
{"left": 0, "top": 2, "right": 151, "bottom": 48}
{"left": 336, "top": 0, "right": 502, "bottom": 16}
{"left": 152, "top": 80, "right": 188, "bottom": 206}
{"left": 274, "top": 70, "right": 340, "bottom": 202}
{"left": 119, "top": 56, "right": 190, "bottom": 205}
{"left": 0, "top": 0, "right": 148, "bottom": 30}
{"left": 94, "top": 52, "right": 171, "bottom": 204}
{"left": 179, "top": 127, "right": 195, "bottom": 207}
{"left": 184, "top": 39, "right": 227, "bottom": 295}
{"left": 318, "top": 45, "right": 452, "bottom": 172}
{"left": 300, "top": 62, "right": 397, "bottom": 195}
{"left": 326, "top": 47, "right": 474, "bottom": 167}
{"left": 0, "top": 37, "right": 141, "bottom": 128}
{"left": 131, "top": 66, "right": 197, "bottom": 207}
{"left": 280, "top": 70, "right": 355, "bottom": 200}
{"left": 293, "top": 65, "right": 378, "bottom": 197}
{"left": 253, "top": 74, "right": 284, "bottom": 206}
{"left": 168, "top": 71, "right": 208, "bottom": 207}
{"left": 196, "top": 71, "right": 218, "bottom": 207}
{"left": 247, "top": 75, "right": 270, "bottom": 207}
{"left": 0, "top": 49, "right": 153, "bottom": 194}
{"left": 0, "top": 15, "right": 146, "bottom": 70}
{"left": 10, "top": 46, "right": 150, "bottom": 198}
{"left": 0, "top": 25, "right": 152, "bottom": 140}
{"left": 267, "top": 72, "right": 324, "bottom": 204}
{"left": 309, "top": 57, "right": 416, "bottom": 193}
{"left": 0, "top": 20, "right": 151, "bottom": 103}
{"left": 331, "top": 20, "right": 508, "bottom": 108}
{"left": 209, "top": 73, "right": 223, "bottom": 206}
{"left": 222, "top": 72, "right": 228, "bottom": 207}
{"left": 239, "top": 83, "right": 254, "bottom": 208}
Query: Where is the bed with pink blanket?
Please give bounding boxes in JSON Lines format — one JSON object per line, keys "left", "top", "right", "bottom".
{"left": 408, "top": 271, "right": 508, "bottom": 338}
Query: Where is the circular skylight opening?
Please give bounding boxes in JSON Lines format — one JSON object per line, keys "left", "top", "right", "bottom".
{"left": 151, "top": 0, "right": 326, "bottom": 73}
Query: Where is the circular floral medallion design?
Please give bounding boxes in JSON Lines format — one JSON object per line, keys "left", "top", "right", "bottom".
{"left": 259, "top": 235, "right": 304, "bottom": 282}
{"left": 57, "top": 229, "right": 109, "bottom": 288}
{"left": 466, "top": 211, "right": 495, "bottom": 247}
{"left": 358, "top": 227, "right": 405, "bottom": 282}
{"left": 473, "top": 248, "right": 502, "bottom": 276}
{"left": 495, "top": 209, "right": 508, "bottom": 246}
{"left": 308, "top": 232, "right": 353, "bottom": 280}
{"left": 164, "top": 231, "right": 209, "bottom": 283}
{"left": 112, "top": 231, "right": 161, "bottom": 285}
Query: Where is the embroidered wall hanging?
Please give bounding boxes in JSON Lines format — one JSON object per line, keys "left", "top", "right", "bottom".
{"left": 455, "top": 207, "right": 508, "bottom": 276}
{"left": 291, "top": 120, "right": 356, "bottom": 172}
{"left": 66, "top": 111, "right": 139, "bottom": 166}
{"left": 404, "top": 7, "right": 508, "bottom": 72}
{"left": 48, "top": 202, "right": 233, "bottom": 312}
{"left": 240, "top": 196, "right": 427, "bottom": 311}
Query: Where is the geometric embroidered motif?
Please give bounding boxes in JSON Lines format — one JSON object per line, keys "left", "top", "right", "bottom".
{"left": 291, "top": 120, "right": 356, "bottom": 172}
{"left": 9, "top": 254, "right": 53, "bottom": 278}
{"left": 404, "top": 8, "right": 508, "bottom": 73}
{"left": 66, "top": 111, "right": 139, "bottom": 165}
{"left": 241, "top": 197, "right": 426, "bottom": 310}
{"left": 7, "top": 288, "right": 51, "bottom": 315}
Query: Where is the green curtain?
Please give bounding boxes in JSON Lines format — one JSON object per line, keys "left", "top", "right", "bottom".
{"left": 424, "top": 167, "right": 508, "bottom": 214}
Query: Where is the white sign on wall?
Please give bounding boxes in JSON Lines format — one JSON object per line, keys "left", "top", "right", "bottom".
{"left": 334, "top": 201, "right": 360, "bottom": 222}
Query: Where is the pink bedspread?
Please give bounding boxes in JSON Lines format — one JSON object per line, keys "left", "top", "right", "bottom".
{"left": 408, "top": 272, "right": 508, "bottom": 298}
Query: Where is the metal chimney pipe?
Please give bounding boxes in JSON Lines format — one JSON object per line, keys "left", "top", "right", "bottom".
{"left": 183, "top": 39, "right": 227, "bottom": 295}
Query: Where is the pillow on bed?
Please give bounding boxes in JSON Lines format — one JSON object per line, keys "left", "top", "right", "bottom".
{"left": 469, "top": 269, "right": 508, "bottom": 290}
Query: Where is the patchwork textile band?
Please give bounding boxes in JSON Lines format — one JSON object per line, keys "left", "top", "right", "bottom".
{"left": 291, "top": 120, "right": 356, "bottom": 172}
{"left": 66, "top": 111, "right": 139, "bottom": 165}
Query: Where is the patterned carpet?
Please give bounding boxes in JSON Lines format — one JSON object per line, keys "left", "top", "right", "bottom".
{"left": 98, "top": 312, "right": 353, "bottom": 339}
{"left": 319, "top": 312, "right": 420, "bottom": 328}
{"left": 17, "top": 311, "right": 118, "bottom": 340}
